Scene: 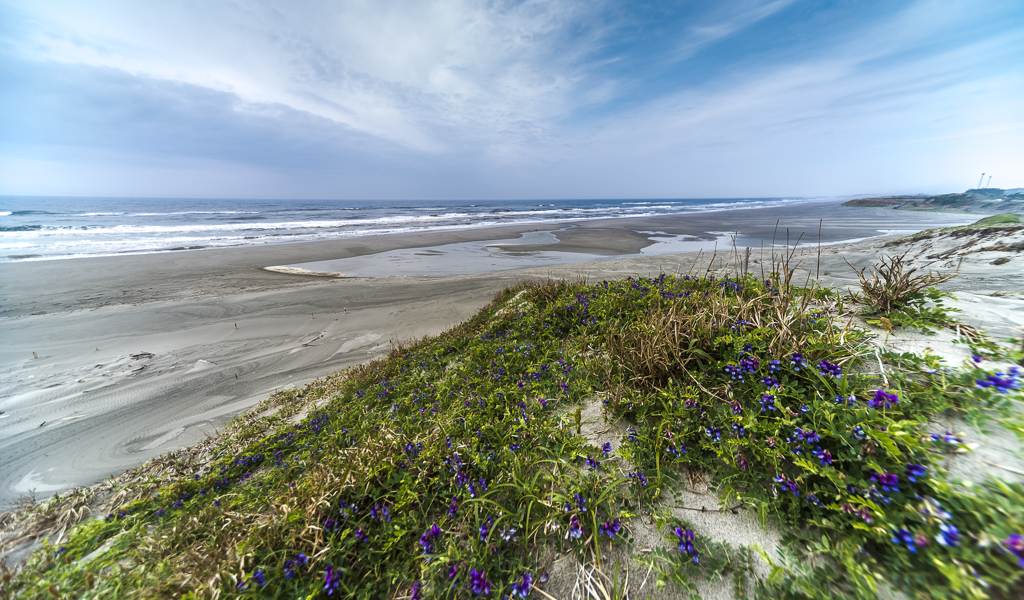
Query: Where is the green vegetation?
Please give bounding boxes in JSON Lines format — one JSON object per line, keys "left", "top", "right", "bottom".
{"left": 3, "top": 265, "right": 1024, "bottom": 599}
{"left": 846, "top": 252, "right": 959, "bottom": 334}
{"left": 883, "top": 213, "right": 1023, "bottom": 247}
{"left": 969, "top": 213, "right": 1022, "bottom": 228}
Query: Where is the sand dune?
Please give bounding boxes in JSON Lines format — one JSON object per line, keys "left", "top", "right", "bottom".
{"left": 0, "top": 202, "right": 994, "bottom": 509}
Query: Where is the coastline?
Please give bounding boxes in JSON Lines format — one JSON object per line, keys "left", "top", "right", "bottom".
{"left": 0, "top": 201, "right": 984, "bottom": 508}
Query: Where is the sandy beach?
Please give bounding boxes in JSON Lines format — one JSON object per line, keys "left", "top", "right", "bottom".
{"left": 0, "top": 200, "right": 996, "bottom": 509}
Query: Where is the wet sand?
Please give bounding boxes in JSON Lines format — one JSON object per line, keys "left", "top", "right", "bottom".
{"left": 0, "top": 201, "right": 983, "bottom": 508}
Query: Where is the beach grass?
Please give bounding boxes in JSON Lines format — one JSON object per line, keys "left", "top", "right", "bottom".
{"left": 3, "top": 263, "right": 1024, "bottom": 599}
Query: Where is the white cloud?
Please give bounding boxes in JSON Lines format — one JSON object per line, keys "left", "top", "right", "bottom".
{"left": 7, "top": 0, "right": 809, "bottom": 155}
{"left": 10, "top": 0, "right": 607, "bottom": 152}
{"left": 1, "top": 0, "right": 1021, "bottom": 198}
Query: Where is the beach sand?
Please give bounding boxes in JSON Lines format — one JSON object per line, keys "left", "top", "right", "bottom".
{"left": 0, "top": 200, "right": 996, "bottom": 509}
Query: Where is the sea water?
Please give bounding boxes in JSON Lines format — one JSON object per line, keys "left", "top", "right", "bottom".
{"left": 0, "top": 196, "right": 809, "bottom": 263}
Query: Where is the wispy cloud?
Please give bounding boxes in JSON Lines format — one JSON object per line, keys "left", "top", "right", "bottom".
{"left": 0, "top": 0, "right": 1021, "bottom": 198}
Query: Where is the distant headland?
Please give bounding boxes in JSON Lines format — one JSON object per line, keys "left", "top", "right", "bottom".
{"left": 844, "top": 187, "right": 1024, "bottom": 213}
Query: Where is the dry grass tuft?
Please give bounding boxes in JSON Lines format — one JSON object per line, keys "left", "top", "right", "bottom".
{"left": 846, "top": 252, "right": 956, "bottom": 313}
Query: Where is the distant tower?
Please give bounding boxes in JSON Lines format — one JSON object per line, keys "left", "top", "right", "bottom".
{"left": 977, "top": 173, "right": 985, "bottom": 189}
{"left": 986, "top": 175, "right": 992, "bottom": 188}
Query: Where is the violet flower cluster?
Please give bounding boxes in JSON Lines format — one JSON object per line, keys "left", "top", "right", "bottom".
{"left": 598, "top": 519, "right": 621, "bottom": 539}
{"left": 976, "top": 367, "right": 1022, "bottom": 393}
{"left": 674, "top": 527, "right": 700, "bottom": 563}
{"left": 867, "top": 390, "right": 899, "bottom": 410}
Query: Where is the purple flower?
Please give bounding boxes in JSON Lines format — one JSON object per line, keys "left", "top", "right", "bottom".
{"left": 585, "top": 455, "right": 601, "bottom": 470}
{"left": 629, "top": 470, "right": 649, "bottom": 486}
{"left": 323, "top": 564, "right": 342, "bottom": 595}
{"left": 598, "top": 519, "right": 621, "bottom": 539}
{"left": 976, "top": 368, "right": 1022, "bottom": 393}
{"left": 818, "top": 360, "right": 842, "bottom": 378}
{"left": 759, "top": 394, "right": 777, "bottom": 412}
{"left": 867, "top": 485, "right": 892, "bottom": 505}
{"left": 868, "top": 390, "right": 899, "bottom": 410}
{"left": 449, "top": 563, "right": 460, "bottom": 580}
{"left": 411, "top": 582, "right": 423, "bottom": 600}
{"left": 510, "top": 573, "right": 533, "bottom": 598}
{"left": 972, "top": 355, "right": 983, "bottom": 363}
{"left": 419, "top": 524, "right": 442, "bottom": 554}
{"left": 852, "top": 425, "right": 866, "bottom": 440}
{"left": 813, "top": 446, "right": 833, "bottom": 466}
{"left": 931, "top": 431, "right": 962, "bottom": 445}
{"left": 892, "top": 528, "right": 917, "bottom": 552}
{"left": 870, "top": 471, "right": 900, "bottom": 494}
{"left": 906, "top": 464, "right": 927, "bottom": 483}
{"left": 1004, "top": 534, "right": 1024, "bottom": 568}
{"left": 731, "top": 402, "right": 743, "bottom": 415}
{"left": 790, "top": 353, "right": 808, "bottom": 371}
{"left": 354, "top": 528, "right": 368, "bottom": 543}
{"left": 371, "top": 503, "right": 391, "bottom": 522}
{"left": 469, "top": 569, "right": 491, "bottom": 595}
{"left": 795, "top": 428, "right": 821, "bottom": 443}
{"left": 575, "top": 494, "right": 587, "bottom": 513}
{"left": 674, "top": 527, "right": 699, "bottom": 563}
{"left": 774, "top": 475, "right": 799, "bottom": 497}
{"left": 568, "top": 515, "right": 584, "bottom": 539}
{"left": 936, "top": 523, "right": 960, "bottom": 547}
{"left": 705, "top": 427, "right": 722, "bottom": 442}
{"left": 479, "top": 516, "right": 494, "bottom": 542}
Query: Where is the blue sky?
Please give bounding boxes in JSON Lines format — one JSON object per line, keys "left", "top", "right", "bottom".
{"left": 0, "top": 0, "right": 1021, "bottom": 199}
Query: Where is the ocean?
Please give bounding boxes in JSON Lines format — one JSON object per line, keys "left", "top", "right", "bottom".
{"left": 0, "top": 196, "right": 811, "bottom": 263}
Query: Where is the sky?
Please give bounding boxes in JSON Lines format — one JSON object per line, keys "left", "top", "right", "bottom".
{"left": 0, "top": 0, "right": 1021, "bottom": 200}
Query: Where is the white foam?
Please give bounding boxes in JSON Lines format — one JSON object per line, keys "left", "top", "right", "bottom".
{"left": 0, "top": 197, "right": 830, "bottom": 263}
